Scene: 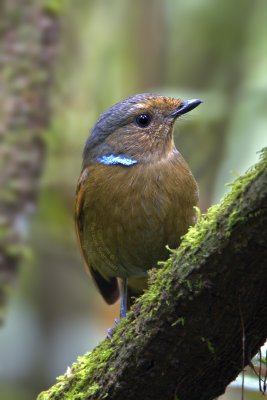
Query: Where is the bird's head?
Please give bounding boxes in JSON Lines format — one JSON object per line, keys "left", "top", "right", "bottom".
{"left": 83, "top": 93, "right": 202, "bottom": 167}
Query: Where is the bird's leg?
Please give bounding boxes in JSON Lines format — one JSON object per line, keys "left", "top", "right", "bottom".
{"left": 107, "top": 278, "right": 128, "bottom": 339}
{"left": 120, "top": 277, "right": 128, "bottom": 319}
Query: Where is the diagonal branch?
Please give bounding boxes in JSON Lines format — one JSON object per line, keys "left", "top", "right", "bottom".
{"left": 38, "top": 148, "right": 267, "bottom": 400}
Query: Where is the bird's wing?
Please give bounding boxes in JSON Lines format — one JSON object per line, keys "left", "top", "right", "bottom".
{"left": 75, "top": 167, "right": 120, "bottom": 305}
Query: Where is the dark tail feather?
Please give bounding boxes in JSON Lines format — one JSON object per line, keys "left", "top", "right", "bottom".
{"left": 91, "top": 268, "right": 120, "bottom": 305}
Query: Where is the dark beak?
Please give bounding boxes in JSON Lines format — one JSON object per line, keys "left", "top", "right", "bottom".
{"left": 169, "top": 99, "right": 203, "bottom": 118}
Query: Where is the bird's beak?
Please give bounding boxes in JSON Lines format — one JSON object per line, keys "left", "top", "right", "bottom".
{"left": 169, "top": 99, "right": 203, "bottom": 118}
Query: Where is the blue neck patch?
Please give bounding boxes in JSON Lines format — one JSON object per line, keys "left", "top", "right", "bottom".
{"left": 96, "top": 154, "right": 138, "bottom": 166}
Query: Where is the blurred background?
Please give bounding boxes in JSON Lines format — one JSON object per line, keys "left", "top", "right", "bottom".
{"left": 0, "top": 0, "right": 266, "bottom": 399}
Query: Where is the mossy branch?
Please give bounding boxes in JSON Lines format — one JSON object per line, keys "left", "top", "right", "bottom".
{"left": 38, "top": 149, "right": 267, "bottom": 400}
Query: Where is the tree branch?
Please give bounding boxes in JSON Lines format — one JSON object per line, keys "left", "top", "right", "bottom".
{"left": 38, "top": 148, "right": 267, "bottom": 400}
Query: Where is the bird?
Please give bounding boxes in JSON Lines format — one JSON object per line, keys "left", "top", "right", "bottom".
{"left": 75, "top": 93, "right": 201, "bottom": 320}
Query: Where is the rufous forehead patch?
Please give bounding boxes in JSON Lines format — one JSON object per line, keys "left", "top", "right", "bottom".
{"left": 135, "top": 96, "right": 183, "bottom": 115}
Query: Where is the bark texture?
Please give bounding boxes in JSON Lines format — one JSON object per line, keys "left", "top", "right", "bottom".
{"left": 0, "top": 0, "right": 60, "bottom": 320}
{"left": 38, "top": 149, "right": 267, "bottom": 400}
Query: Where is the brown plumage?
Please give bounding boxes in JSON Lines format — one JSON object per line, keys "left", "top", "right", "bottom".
{"left": 75, "top": 93, "right": 201, "bottom": 317}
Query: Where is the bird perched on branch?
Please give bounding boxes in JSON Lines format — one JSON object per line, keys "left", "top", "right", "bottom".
{"left": 75, "top": 93, "right": 201, "bottom": 319}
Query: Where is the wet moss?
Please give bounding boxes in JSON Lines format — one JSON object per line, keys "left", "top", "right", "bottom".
{"left": 37, "top": 149, "right": 266, "bottom": 399}
{"left": 200, "top": 337, "right": 215, "bottom": 354}
{"left": 142, "top": 148, "right": 267, "bottom": 307}
{"left": 38, "top": 343, "right": 115, "bottom": 399}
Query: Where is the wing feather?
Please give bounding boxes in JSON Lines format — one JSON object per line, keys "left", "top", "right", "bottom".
{"left": 75, "top": 167, "right": 120, "bottom": 305}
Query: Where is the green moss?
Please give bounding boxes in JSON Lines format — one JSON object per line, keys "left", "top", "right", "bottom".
{"left": 185, "top": 149, "right": 264, "bottom": 255}
{"left": 200, "top": 337, "right": 215, "bottom": 354}
{"left": 38, "top": 341, "right": 116, "bottom": 399}
{"left": 134, "top": 148, "right": 267, "bottom": 321}
{"left": 37, "top": 149, "right": 266, "bottom": 399}
{"left": 187, "top": 148, "right": 265, "bottom": 245}
{"left": 171, "top": 317, "right": 185, "bottom": 327}
{"left": 193, "top": 206, "right": 202, "bottom": 223}
{"left": 86, "top": 383, "right": 101, "bottom": 397}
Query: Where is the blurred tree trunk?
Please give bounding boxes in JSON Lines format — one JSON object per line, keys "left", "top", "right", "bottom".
{"left": 0, "top": 0, "right": 60, "bottom": 322}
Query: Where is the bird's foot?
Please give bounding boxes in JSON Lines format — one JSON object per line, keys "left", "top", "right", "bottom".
{"left": 107, "top": 318, "right": 119, "bottom": 339}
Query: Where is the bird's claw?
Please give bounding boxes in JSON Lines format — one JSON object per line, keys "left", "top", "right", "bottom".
{"left": 107, "top": 318, "right": 120, "bottom": 339}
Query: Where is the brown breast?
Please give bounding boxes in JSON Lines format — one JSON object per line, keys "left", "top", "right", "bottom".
{"left": 81, "top": 150, "right": 198, "bottom": 280}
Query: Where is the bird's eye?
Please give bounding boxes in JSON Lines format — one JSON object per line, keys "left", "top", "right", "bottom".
{"left": 135, "top": 113, "right": 151, "bottom": 128}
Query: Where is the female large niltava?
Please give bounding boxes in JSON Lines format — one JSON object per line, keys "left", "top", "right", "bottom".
{"left": 75, "top": 93, "right": 202, "bottom": 318}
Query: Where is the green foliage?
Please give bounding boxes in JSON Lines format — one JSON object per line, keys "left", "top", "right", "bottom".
{"left": 40, "top": 0, "right": 68, "bottom": 15}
